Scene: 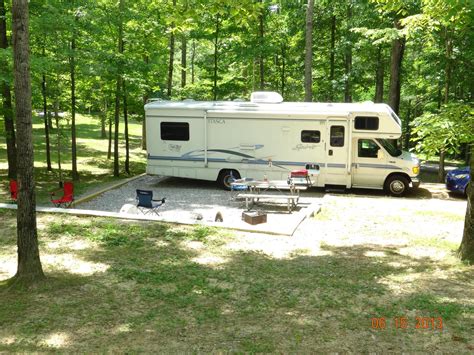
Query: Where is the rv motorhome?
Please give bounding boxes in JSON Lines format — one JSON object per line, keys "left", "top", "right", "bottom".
{"left": 145, "top": 92, "right": 420, "bottom": 196}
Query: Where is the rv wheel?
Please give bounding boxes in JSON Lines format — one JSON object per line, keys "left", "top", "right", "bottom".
{"left": 218, "top": 170, "right": 240, "bottom": 191}
{"left": 385, "top": 175, "right": 409, "bottom": 197}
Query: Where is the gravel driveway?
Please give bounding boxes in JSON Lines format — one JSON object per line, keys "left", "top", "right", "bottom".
{"left": 76, "top": 175, "right": 324, "bottom": 234}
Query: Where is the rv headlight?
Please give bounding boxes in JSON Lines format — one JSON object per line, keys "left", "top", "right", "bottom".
{"left": 412, "top": 166, "right": 420, "bottom": 175}
{"left": 455, "top": 174, "right": 468, "bottom": 179}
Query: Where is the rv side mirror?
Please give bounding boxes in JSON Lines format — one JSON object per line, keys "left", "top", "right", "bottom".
{"left": 377, "top": 150, "right": 384, "bottom": 159}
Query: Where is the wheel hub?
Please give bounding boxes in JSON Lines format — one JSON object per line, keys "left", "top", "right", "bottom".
{"left": 390, "top": 180, "right": 404, "bottom": 193}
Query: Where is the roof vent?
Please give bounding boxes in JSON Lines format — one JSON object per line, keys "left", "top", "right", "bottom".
{"left": 250, "top": 91, "right": 283, "bottom": 104}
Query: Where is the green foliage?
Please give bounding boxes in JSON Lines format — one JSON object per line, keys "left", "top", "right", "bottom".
{"left": 411, "top": 103, "right": 474, "bottom": 157}
{"left": 0, "top": 0, "right": 473, "bottom": 168}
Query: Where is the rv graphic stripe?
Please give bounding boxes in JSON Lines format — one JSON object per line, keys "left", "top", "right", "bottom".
{"left": 148, "top": 155, "right": 323, "bottom": 168}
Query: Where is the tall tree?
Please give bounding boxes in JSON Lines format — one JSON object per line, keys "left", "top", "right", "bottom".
{"left": 437, "top": 26, "right": 453, "bottom": 181}
{"left": 181, "top": 35, "right": 187, "bottom": 88}
{"left": 191, "top": 39, "right": 196, "bottom": 85}
{"left": 41, "top": 50, "right": 52, "bottom": 172}
{"left": 374, "top": 46, "right": 384, "bottom": 102}
{"left": 387, "top": 19, "right": 405, "bottom": 114}
{"left": 304, "top": 0, "right": 314, "bottom": 102}
{"left": 0, "top": 0, "right": 17, "bottom": 179}
{"left": 123, "top": 79, "right": 130, "bottom": 175}
{"left": 257, "top": 0, "right": 264, "bottom": 90}
{"left": 459, "top": 144, "right": 474, "bottom": 262}
{"left": 113, "top": 0, "right": 124, "bottom": 177}
{"left": 11, "top": 0, "right": 45, "bottom": 285}
{"left": 212, "top": 13, "right": 220, "bottom": 100}
{"left": 344, "top": 0, "right": 352, "bottom": 103}
{"left": 70, "top": 1, "right": 79, "bottom": 181}
{"left": 166, "top": 0, "right": 176, "bottom": 98}
{"left": 328, "top": 13, "right": 336, "bottom": 101}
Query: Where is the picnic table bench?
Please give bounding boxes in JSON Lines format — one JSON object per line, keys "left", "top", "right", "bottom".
{"left": 236, "top": 193, "right": 301, "bottom": 211}
{"left": 232, "top": 180, "right": 307, "bottom": 212}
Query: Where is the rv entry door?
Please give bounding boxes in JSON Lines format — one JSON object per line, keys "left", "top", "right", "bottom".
{"left": 325, "top": 121, "right": 349, "bottom": 186}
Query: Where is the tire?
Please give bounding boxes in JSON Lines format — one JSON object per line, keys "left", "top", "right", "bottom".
{"left": 384, "top": 175, "right": 409, "bottom": 197}
{"left": 218, "top": 169, "right": 240, "bottom": 190}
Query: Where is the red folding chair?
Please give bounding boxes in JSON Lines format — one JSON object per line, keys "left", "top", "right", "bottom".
{"left": 50, "top": 182, "right": 74, "bottom": 208}
{"left": 9, "top": 180, "right": 17, "bottom": 202}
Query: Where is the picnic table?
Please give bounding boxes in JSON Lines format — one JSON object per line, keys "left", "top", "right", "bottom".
{"left": 232, "top": 179, "right": 307, "bottom": 212}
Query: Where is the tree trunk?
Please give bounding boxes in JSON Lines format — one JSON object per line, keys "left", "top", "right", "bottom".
{"left": 212, "top": 14, "right": 220, "bottom": 101}
{"left": 438, "top": 150, "right": 445, "bottom": 183}
{"left": 444, "top": 27, "right": 452, "bottom": 104}
{"left": 304, "top": 0, "right": 314, "bottom": 102}
{"left": 191, "top": 39, "right": 196, "bottom": 85}
{"left": 70, "top": 8, "right": 79, "bottom": 181}
{"left": 0, "top": 0, "right": 17, "bottom": 179}
{"left": 166, "top": 0, "right": 176, "bottom": 98}
{"left": 101, "top": 98, "right": 107, "bottom": 138}
{"left": 142, "top": 54, "right": 149, "bottom": 150}
{"left": 114, "top": 0, "right": 124, "bottom": 177}
{"left": 123, "top": 79, "right": 130, "bottom": 175}
{"left": 404, "top": 99, "right": 411, "bottom": 150}
{"left": 344, "top": 1, "right": 352, "bottom": 103}
{"left": 41, "top": 73, "right": 52, "bottom": 171}
{"left": 167, "top": 32, "right": 174, "bottom": 98}
{"left": 329, "top": 14, "right": 336, "bottom": 101}
{"left": 459, "top": 145, "right": 474, "bottom": 262}
{"left": 437, "top": 84, "right": 442, "bottom": 109}
{"left": 181, "top": 35, "right": 186, "bottom": 88}
{"left": 54, "top": 99, "right": 63, "bottom": 186}
{"left": 388, "top": 20, "right": 405, "bottom": 115}
{"left": 107, "top": 115, "right": 112, "bottom": 160}
{"left": 258, "top": 0, "right": 264, "bottom": 90}
{"left": 113, "top": 78, "right": 120, "bottom": 177}
{"left": 11, "top": 0, "right": 45, "bottom": 285}
{"left": 142, "top": 94, "right": 147, "bottom": 150}
{"left": 280, "top": 44, "right": 286, "bottom": 97}
{"left": 375, "top": 46, "right": 384, "bottom": 103}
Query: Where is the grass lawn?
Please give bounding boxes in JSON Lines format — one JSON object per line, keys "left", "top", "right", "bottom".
{"left": 0, "top": 194, "right": 473, "bottom": 352}
{"left": 0, "top": 113, "right": 146, "bottom": 204}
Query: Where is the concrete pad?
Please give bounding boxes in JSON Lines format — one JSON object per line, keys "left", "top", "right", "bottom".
{"left": 0, "top": 199, "right": 322, "bottom": 236}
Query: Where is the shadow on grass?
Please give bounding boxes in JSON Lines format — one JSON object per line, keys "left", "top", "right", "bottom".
{"left": 0, "top": 213, "right": 472, "bottom": 352}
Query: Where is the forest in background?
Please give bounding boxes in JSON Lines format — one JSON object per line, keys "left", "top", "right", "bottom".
{"left": 0, "top": 0, "right": 473, "bottom": 181}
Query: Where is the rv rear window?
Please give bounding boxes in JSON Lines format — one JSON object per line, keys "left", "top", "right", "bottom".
{"left": 160, "top": 122, "right": 189, "bottom": 141}
{"left": 355, "top": 116, "right": 379, "bottom": 130}
{"left": 301, "top": 130, "right": 321, "bottom": 143}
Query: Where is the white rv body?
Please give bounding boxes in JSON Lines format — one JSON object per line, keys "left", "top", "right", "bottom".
{"left": 145, "top": 94, "right": 420, "bottom": 194}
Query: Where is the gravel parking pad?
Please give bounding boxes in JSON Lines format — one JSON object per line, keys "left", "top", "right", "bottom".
{"left": 76, "top": 175, "right": 324, "bottom": 235}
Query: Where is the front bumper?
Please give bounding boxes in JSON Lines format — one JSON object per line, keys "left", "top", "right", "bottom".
{"left": 445, "top": 176, "right": 467, "bottom": 193}
{"left": 410, "top": 177, "right": 421, "bottom": 189}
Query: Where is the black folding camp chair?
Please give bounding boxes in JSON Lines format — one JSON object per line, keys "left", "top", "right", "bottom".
{"left": 136, "top": 189, "right": 166, "bottom": 216}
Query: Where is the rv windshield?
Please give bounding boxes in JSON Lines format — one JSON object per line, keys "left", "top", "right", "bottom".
{"left": 376, "top": 139, "right": 402, "bottom": 157}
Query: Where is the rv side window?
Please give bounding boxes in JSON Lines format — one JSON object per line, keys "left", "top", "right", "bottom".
{"left": 330, "top": 126, "right": 344, "bottom": 147}
{"left": 358, "top": 139, "right": 379, "bottom": 158}
{"left": 160, "top": 122, "right": 189, "bottom": 141}
{"left": 355, "top": 116, "right": 379, "bottom": 130}
{"left": 301, "top": 130, "right": 321, "bottom": 143}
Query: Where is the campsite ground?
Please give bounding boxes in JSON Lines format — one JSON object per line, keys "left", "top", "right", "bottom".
{"left": 0, "top": 191, "right": 472, "bottom": 352}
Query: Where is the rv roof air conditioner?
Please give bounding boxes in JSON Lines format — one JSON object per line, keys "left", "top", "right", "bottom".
{"left": 250, "top": 91, "right": 283, "bottom": 104}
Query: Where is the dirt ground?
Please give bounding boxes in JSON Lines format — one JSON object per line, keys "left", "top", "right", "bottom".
{"left": 0, "top": 181, "right": 472, "bottom": 352}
